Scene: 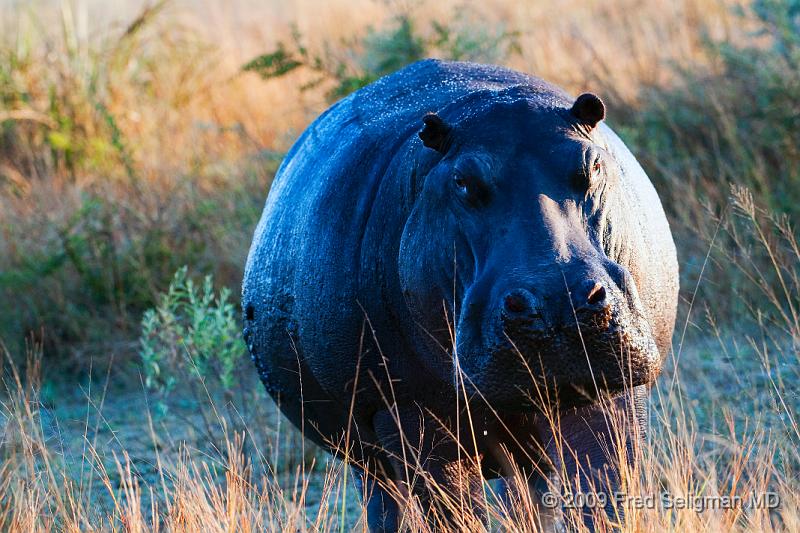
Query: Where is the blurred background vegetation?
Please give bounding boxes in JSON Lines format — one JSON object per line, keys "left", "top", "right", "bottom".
{"left": 0, "top": 0, "right": 798, "bottom": 529}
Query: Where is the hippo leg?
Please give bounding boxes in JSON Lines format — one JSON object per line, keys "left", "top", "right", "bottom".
{"left": 496, "top": 471, "right": 565, "bottom": 532}
{"left": 537, "top": 385, "right": 648, "bottom": 531}
{"left": 372, "top": 407, "right": 487, "bottom": 531}
{"left": 356, "top": 473, "right": 400, "bottom": 533}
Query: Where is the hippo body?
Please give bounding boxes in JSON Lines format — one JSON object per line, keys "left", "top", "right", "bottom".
{"left": 243, "top": 59, "right": 678, "bottom": 531}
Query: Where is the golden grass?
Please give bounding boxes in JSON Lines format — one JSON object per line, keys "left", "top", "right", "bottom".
{"left": 1, "top": 321, "right": 798, "bottom": 532}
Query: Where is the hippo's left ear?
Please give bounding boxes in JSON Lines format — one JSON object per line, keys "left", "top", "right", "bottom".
{"left": 570, "top": 93, "right": 606, "bottom": 129}
{"left": 419, "top": 113, "right": 452, "bottom": 153}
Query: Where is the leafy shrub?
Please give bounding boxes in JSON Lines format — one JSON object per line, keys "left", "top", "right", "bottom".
{"left": 137, "top": 267, "right": 306, "bottom": 464}
{"left": 139, "top": 266, "right": 244, "bottom": 414}
{"left": 243, "top": 13, "right": 520, "bottom": 102}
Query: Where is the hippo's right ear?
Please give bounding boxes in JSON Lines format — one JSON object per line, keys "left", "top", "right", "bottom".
{"left": 419, "top": 113, "right": 452, "bottom": 153}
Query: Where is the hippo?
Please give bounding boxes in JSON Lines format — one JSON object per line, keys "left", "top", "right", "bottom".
{"left": 242, "top": 59, "right": 678, "bottom": 531}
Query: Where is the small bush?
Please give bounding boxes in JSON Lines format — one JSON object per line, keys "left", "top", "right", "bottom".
{"left": 137, "top": 266, "right": 313, "bottom": 469}
{"left": 243, "top": 13, "right": 520, "bottom": 103}
{"left": 139, "top": 266, "right": 244, "bottom": 414}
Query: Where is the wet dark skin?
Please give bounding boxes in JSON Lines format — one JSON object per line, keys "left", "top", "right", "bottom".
{"left": 243, "top": 60, "right": 678, "bottom": 532}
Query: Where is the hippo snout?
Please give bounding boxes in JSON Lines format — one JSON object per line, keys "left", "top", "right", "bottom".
{"left": 456, "top": 261, "right": 661, "bottom": 408}
{"left": 497, "top": 262, "right": 624, "bottom": 336}
{"left": 500, "top": 276, "right": 612, "bottom": 332}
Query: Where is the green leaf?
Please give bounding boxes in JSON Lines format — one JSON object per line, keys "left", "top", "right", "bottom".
{"left": 242, "top": 44, "right": 303, "bottom": 79}
{"left": 47, "top": 130, "right": 73, "bottom": 151}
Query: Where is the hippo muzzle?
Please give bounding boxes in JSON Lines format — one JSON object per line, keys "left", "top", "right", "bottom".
{"left": 456, "top": 257, "right": 661, "bottom": 410}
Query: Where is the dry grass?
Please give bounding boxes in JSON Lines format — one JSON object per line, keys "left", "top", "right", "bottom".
{"left": 1, "top": 291, "right": 798, "bottom": 532}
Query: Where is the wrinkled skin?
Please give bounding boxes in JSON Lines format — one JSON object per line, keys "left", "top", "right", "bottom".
{"left": 243, "top": 60, "right": 678, "bottom": 532}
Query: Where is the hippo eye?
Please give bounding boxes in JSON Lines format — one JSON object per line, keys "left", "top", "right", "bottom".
{"left": 452, "top": 172, "right": 490, "bottom": 206}
{"left": 453, "top": 175, "right": 469, "bottom": 193}
{"left": 575, "top": 155, "right": 602, "bottom": 192}
{"left": 588, "top": 155, "right": 603, "bottom": 180}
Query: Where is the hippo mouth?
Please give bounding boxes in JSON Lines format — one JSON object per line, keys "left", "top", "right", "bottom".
{"left": 456, "top": 311, "right": 662, "bottom": 411}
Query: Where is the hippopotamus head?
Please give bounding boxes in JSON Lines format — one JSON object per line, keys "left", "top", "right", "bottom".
{"left": 399, "top": 86, "right": 661, "bottom": 409}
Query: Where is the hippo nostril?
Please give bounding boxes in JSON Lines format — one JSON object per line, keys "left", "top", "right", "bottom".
{"left": 504, "top": 293, "right": 527, "bottom": 314}
{"left": 586, "top": 283, "right": 606, "bottom": 305}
